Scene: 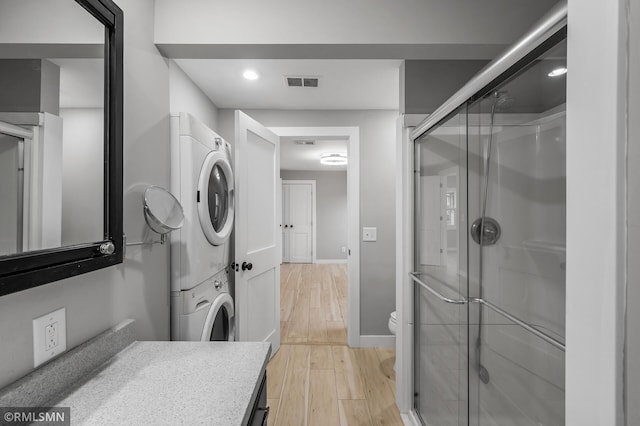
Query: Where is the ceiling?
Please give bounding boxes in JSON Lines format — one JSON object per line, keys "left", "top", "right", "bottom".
{"left": 280, "top": 137, "right": 348, "bottom": 171}
{"left": 174, "top": 59, "right": 401, "bottom": 110}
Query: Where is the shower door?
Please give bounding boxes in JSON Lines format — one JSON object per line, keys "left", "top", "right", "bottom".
{"left": 413, "top": 109, "right": 470, "bottom": 426}
{"left": 413, "top": 36, "right": 566, "bottom": 426}
{"left": 466, "top": 39, "right": 566, "bottom": 426}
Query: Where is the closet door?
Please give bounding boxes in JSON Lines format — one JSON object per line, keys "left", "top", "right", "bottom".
{"left": 287, "top": 183, "right": 312, "bottom": 263}
{"left": 281, "top": 184, "right": 290, "bottom": 262}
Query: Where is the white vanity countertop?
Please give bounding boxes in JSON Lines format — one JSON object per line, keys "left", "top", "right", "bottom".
{"left": 47, "top": 341, "right": 271, "bottom": 426}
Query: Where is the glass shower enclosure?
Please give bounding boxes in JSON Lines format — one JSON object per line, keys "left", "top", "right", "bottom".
{"left": 410, "top": 4, "right": 567, "bottom": 425}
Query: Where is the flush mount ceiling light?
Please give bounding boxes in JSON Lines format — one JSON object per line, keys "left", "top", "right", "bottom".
{"left": 548, "top": 67, "right": 567, "bottom": 77}
{"left": 243, "top": 70, "right": 259, "bottom": 80}
{"left": 320, "top": 153, "right": 347, "bottom": 166}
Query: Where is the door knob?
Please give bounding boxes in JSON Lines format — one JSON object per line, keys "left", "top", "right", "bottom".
{"left": 242, "top": 261, "right": 253, "bottom": 271}
{"left": 290, "top": 224, "right": 294, "bottom": 228}
{"left": 285, "top": 224, "right": 288, "bottom": 228}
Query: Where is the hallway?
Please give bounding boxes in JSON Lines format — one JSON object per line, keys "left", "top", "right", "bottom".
{"left": 267, "top": 264, "right": 402, "bottom": 425}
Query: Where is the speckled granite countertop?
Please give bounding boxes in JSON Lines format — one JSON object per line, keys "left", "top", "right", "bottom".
{"left": 47, "top": 341, "right": 271, "bottom": 426}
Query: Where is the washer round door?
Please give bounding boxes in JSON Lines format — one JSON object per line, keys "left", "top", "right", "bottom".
{"left": 197, "top": 151, "right": 234, "bottom": 246}
{"left": 201, "top": 292, "right": 235, "bottom": 341}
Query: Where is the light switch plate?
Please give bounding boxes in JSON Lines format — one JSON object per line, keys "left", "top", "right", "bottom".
{"left": 33, "top": 308, "right": 66, "bottom": 367}
{"left": 362, "top": 227, "right": 377, "bottom": 242}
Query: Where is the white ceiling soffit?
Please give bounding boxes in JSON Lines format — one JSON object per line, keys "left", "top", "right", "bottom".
{"left": 174, "top": 59, "right": 401, "bottom": 110}
{"left": 154, "top": 0, "right": 560, "bottom": 60}
{"left": 280, "top": 137, "right": 348, "bottom": 171}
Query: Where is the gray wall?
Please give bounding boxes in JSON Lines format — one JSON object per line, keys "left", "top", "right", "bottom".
{"left": 401, "top": 60, "right": 489, "bottom": 114}
{"left": 0, "top": 0, "right": 224, "bottom": 390}
{"left": 0, "top": 60, "right": 60, "bottom": 115}
{"left": 0, "top": 0, "right": 171, "bottom": 389}
{"left": 627, "top": 0, "right": 640, "bottom": 422}
{"left": 219, "top": 109, "right": 397, "bottom": 336}
{"left": 169, "top": 60, "right": 219, "bottom": 130}
{"left": 280, "top": 170, "right": 347, "bottom": 261}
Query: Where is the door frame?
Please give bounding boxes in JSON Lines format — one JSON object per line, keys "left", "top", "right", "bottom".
{"left": 396, "top": 114, "right": 424, "bottom": 418}
{"left": 270, "top": 126, "right": 360, "bottom": 347}
{"left": 282, "top": 179, "right": 317, "bottom": 263}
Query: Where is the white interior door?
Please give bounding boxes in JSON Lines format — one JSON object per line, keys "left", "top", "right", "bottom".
{"left": 234, "top": 110, "right": 280, "bottom": 354}
{"left": 287, "top": 183, "right": 312, "bottom": 263}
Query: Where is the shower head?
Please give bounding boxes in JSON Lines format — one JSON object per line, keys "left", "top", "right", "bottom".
{"left": 492, "top": 90, "right": 515, "bottom": 111}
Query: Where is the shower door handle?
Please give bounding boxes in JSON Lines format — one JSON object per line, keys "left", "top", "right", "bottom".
{"left": 409, "top": 272, "right": 467, "bottom": 305}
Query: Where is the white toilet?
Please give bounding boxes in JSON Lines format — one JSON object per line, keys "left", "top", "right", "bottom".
{"left": 388, "top": 311, "right": 398, "bottom": 372}
{"left": 388, "top": 311, "right": 397, "bottom": 335}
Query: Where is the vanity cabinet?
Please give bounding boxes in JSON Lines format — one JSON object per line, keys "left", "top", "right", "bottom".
{"left": 247, "top": 372, "right": 269, "bottom": 426}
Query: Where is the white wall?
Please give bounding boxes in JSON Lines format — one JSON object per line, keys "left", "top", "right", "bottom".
{"left": 566, "top": 0, "right": 628, "bottom": 424}
{"left": 169, "top": 60, "right": 219, "bottom": 131}
{"left": 280, "top": 170, "right": 347, "bottom": 260}
{"left": 219, "top": 109, "right": 397, "bottom": 335}
{"left": 60, "top": 108, "right": 103, "bottom": 246}
{"left": 0, "top": 0, "right": 172, "bottom": 389}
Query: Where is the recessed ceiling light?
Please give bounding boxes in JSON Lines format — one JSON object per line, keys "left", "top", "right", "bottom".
{"left": 320, "top": 153, "right": 347, "bottom": 166}
{"left": 548, "top": 67, "right": 567, "bottom": 77}
{"left": 243, "top": 70, "right": 259, "bottom": 80}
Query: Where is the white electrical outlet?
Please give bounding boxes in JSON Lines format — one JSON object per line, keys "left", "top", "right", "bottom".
{"left": 341, "top": 246, "right": 346, "bottom": 253}
{"left": 33, "top": 308, "right": 66, "bottom": 367}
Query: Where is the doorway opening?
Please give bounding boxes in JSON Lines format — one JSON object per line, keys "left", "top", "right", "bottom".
{"left": 271, "top": 126, "right": 360, "bottom": 347}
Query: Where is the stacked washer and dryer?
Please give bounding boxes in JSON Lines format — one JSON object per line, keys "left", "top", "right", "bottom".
{"left": 170, "top": 113, "right": 236, "bottom": 341}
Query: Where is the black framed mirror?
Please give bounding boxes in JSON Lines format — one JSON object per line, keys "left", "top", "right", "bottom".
{"left": 0, "top": 0, "right": 123, "bottom": 296}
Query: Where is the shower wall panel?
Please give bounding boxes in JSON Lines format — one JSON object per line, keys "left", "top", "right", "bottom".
{"left": 469, "top": 111, "right": 565, "bottom": 426}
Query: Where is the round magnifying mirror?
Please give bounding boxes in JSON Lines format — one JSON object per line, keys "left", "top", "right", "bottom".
{"left": 143, "top": 186, "right": 185, "bottom": 234}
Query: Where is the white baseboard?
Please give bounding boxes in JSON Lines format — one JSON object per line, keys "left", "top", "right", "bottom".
{"left": 401, "top": 410, "right": 422, "bottom": 426}
{"left": 358, "top": 335, "right": 396, "bottom": 348}
{"left": 314, "top": 259, "right": 348, "bottom": 264}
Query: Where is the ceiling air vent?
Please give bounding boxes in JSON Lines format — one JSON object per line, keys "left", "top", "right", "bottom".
{"left": 287, "top": 77, "right": 303, "bottom": 87}
{"left": 293, "top": 140, "right": 316, "bottom": 146}
{"left": 303, "top": 78, "right": 318, "bottom": 87}
{"left": 285, "top": 76, "right": 320, "bottom": 88}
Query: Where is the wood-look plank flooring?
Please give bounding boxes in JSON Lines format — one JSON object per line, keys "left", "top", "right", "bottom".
{"left": 268, "top": 263, "right": 402, "bottom": 426}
